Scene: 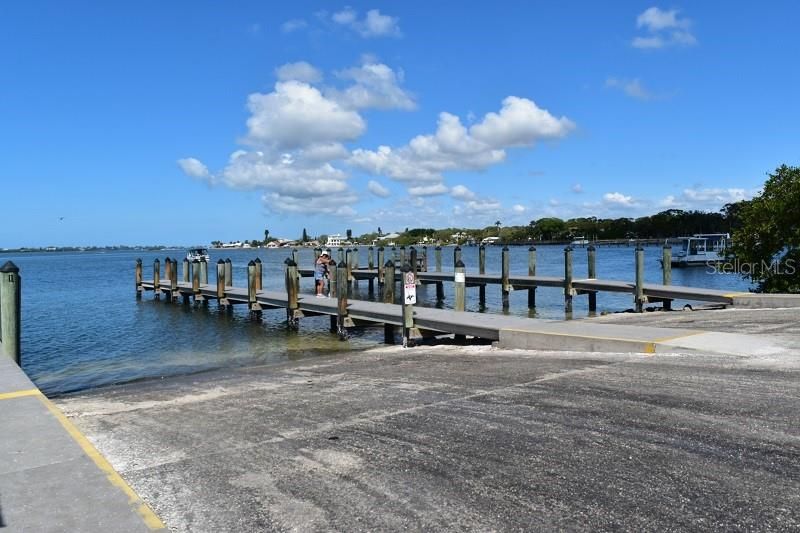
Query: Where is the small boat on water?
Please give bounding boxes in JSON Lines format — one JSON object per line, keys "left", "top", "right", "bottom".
{"left": 669, "top": 233, "right": 730, "bottom": 267}
{"left": 186, "top": 247, "right": 210, "bottom": 262}
{"left": 570, "top": 236, "right": 589, "bottom": 246}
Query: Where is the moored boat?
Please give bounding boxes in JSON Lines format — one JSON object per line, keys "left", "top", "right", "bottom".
{"left": 186, "top": 247, "right": 210, "bottom": 262}
{"left": 669, "top": 233, "right": 730, "bottom": 267}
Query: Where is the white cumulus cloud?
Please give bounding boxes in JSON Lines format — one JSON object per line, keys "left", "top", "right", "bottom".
{"left": 331, "top": 7, "right": 401, "bottom": 38}
{"left": 632, "top": 7, "right": 696, "bottom": 49}
{"left": 328, "top": 61, "right": 415, "bottom": 110}
{"left": 408, "top": 183, "right": 449, "bottom": 196}
{"left": 512, "top": 204, "right": 526, "bottom": 213}
{"left": 177, "top": 158, "right": 210, "bottom": 179}
{"left": 450, "top": 184, "right": 476, "bottom": 201}
{"left": 349, "top": 96, "right": 574, "bottom": 191}
{"left": 603, "top": 192, "right": 635, "bottom": 207}
{"left": 367, "top": 179, "right": 391, "bottom": 198}
{"left": 246, "top": 81, "right": 365, "bottom": 149}
{"left": 275, "top": 61, "right": 323, "bottom": 83}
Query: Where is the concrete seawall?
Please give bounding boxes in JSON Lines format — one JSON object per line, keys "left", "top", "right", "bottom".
{"left": 0, "top": 356, "right": 164, "bottom": 532}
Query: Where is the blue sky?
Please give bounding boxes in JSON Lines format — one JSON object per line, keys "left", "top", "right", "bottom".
{"left": 1, "top": 1, "right": 798, "bottom": 247}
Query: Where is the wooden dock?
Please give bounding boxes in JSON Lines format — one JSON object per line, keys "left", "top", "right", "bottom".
{"left": 135, "top": 246, "right": 800, "bottom": 353}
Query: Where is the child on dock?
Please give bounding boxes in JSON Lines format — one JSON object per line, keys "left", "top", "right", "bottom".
{"left": 315, "top": 251, "right": 330, "bottom": 297}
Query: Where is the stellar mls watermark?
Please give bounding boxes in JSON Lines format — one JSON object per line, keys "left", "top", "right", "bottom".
{"left": 706, "top": 258, "right": 797, "bottom": 276}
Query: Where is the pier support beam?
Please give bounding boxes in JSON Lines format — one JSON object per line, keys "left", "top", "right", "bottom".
{"left": 479, "top": 245, "right": 486, "bottom": 309}
{"left": 247, "top": 260, "right": 261, "bottom": 319}
{"left": 501, "top": 246, "right": 510, "bottom": 310}
{"left": 368, "top": 246, "right": 375, "bottom": 294}
{"left": 527, "top": 247, "right": 536, "bottom": 310}
{"left": 564, "top": 247, "right": 574, "bottom": 315}
{"left": 383, "top": 260, "right": 396, "bottom": 304}
{"left": 635, "top": 245, "right": 646, "bottom": 313}
{"left": 285, "top": 259, "right": 301, "bottom": 330}
{"left": 170, "top": 259, "right": 178, "bottom": 301}
{"left": 662, "top": 244, "right": 672, "bottom": 310}
{"left": 192, "top": 260, "right": 201, "bottom": 304}
{"left": 435, "top": 246, "right": 444, "bottom": 301}
{"left": 153, "top": 259, "right": 160, "bottom": 299}
{"left": 216, "top": 259, "right": 226, "bottom": 308}
{"left": 225, "top": 258, "right": 233, "bottom": 288}
{"left": 587, "top": 245, "right": 597, "bottom": 313}
{"left": 377, "top": 247, "right": 385, "bottom": 291}
{"left": 135, "top": 258, "right": 143, "bottom": 298}
{"left": 421, "top": 246, "right": 428, "bottom": 272}
{"left": 254, "top": 258, "right": 262, "bottom": 291}
{"left": 454, "top": 260, "right": 466, "bottom": 342}
{"left": 183, "top": 258, "right": 190, "bottom": 283}
{"left": 0, "top": 261, "right": 21, "bottom": 365}
{"left": 199, "top": 259, "right": 208, "bottom": 286}
{"left": 453, "top": 245, "right": 462, "bottom": 267}
{"left": 336, "top": 260, "right": 351, "bottom": 339}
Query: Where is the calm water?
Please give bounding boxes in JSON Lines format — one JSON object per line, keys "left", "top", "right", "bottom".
{"left": 3, "top": 245, "right": 751, "bottom": 395}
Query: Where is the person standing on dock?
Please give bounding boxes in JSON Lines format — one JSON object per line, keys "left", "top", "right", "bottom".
{"left": 315, "top": 251, "right": 330, "bottom": 297}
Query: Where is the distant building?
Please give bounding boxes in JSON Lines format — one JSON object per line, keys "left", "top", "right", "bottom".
{"left": 326, "top": 234, "right": 344, "bottom": 247}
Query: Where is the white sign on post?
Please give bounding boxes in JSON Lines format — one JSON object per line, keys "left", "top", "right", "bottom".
{"left": 404, "top": 271, "right": 417, "bottom": 304}
{"left": 454, "top": 272, "right": 466, "bottom": 283}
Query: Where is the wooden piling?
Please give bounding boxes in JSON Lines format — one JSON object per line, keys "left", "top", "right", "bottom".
{"left": 478, "top": 245, "right": 486, "bottom": 308}
{"left": 501, "top": 246, "right": 510, "bottom": 310}
{"left": 635, "top": 245, "right": 645, "bottom": 313}
{"left": 170, "top": 259, "right": 178, "bottom": 300}
{"left": 183, "top": 258, "right": 190, "bottom": 283}
{"left": 454, "top": 260, "right": 466, "bottom": 312}
{"left": 336, "top": 260, "right": 348, "bottom": 339}
{"left": 527, "top": 246, "right": 536, "bottom": 309}
{"left": 564, "top": 247, "right": 573, "bottom": 314}
{"left": 153, "top": 259, "right": 161, "bottom": 298}
{"left": 216, "top": 259, "right": 226, "bottom": 301}
{"left": 421, "top": 246, "right": 428, "bottom": 272}
{"left": 291, "top": 249, "right": 299, "bottom": 269}
{"left": 224, "top": 258, "right": 233, "bottom": 287}
{"left": 662, "top": 244, "right": 672, "bottom": 310}
{"left": 368, "top": 246, "right": 375, "bottom": 293}
{"left": 391, "top": 246, "right": 398, "bottom": 263}
{"left": 383, "top": 260, "right": 395, "bottom": 304}
{"left": 199, "top": 259, "right": 208, "bottom": 286}
{"left": 164, "top": 257, "right": 172, "bottom": 285}
{"left": 247, "top": 260, "right": 259, "bottom": 314}
{"left": 400, "top": 246, "right": 406, "bottom": 265}
{"left": 0, "top": 261, "right": 21, "bottom": 364}
{"left": 337, "top": 247, "right": 344, "bottom": 265}
{"left": 377, "top": 247, "right": 385, "bottom": 287}
{"left": 435, "top": 246, "right": 442, "bottom": 272}
{"left": 254, "top": 258, "right": 262, "bottom": 291}
{"left": 410, "top": 247, "right": 418, "bottom": 282}
{"left": 192, "top": 260, "right": 200, "bottom": 299}
{"left": 453, "top": 245, "right": 462, "bottom": 267}
{"left": 401, "top": 262, "right": 417, "bottom": 347}
{"left": 135, "top": 258, "right": 143, "bottom": 297}
{"left": 346, "top": 248, "right": 353, "bottom": 285}
{"left": 285, "top": 259, "right": 300, "bottom": 329}
{"left": 587, "top": 244, "right": 597, "bottom": 312}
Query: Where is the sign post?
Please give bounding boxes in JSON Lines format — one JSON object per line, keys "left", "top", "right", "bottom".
{"left": 401, "top": 263, "right": 420, "bottom": 347}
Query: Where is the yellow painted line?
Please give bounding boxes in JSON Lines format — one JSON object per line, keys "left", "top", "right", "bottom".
{"left": 723, "top": 292, "right": 751, "bottom": 298}
{"left": 38, "top": 396, "right": 166, "bottom": 530}
{"left": 0, "top": 388, "right": 41, "bottom": 401}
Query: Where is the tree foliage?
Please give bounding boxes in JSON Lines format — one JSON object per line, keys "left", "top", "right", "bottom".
{"left": 730, "top": 164, "right": 800, "bottom": 293}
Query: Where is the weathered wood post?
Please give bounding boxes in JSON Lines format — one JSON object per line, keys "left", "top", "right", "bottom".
{"left": 587, "top": 244, "right": 597, "bottom": 312}
{"left": 164, "top": 257, "right": 172, "bottom": 287}
{"left": 337, "top": 247, "right": 344, "bottom": 265}
{"left": 247, "top": 260, "right": 261, "bottom": 317}
{"left": 528, "top": 246, "right": 536, "bottom": 309}
{"left": 453, "top": 245, "right": 462, "bottom": 267}
{"left": 292, "top": 248, "right": 299, "bottom": 269}
{"left": 377, "top": 247, "right": 385, "bottom": 288}
{"left": 454, "top": 260, "right": 466, "bottom": 312}
{"left": 635, "top": 244, "right": 645, "bottom": 313}
{"left": 254, "top": 258, "right": 262, "bottom": 291}
{"left": 501, "top": 246, "right": 511, "bottom": 310}
{"left": 0, "top": 261, "right": 21, "bottom": 364}
{"left": 183, "top": 258, "right": 190, "bottom": 283}
{"left": 421, "top": 246, "right": 428, "bottom": 272}
{"left": 346, "top": 248, "right": 353, "bottom": 286}
{"left": 153, "top": 258, "right": 161, "bottom": 299}
{"left": 135, "top": 258, "right": 143, "bottom": 298}
{"left": 409, "top": 247, "right": 418, "bottom": 282}
{"left": 434, "top": 245, "right": 444, "bottom": 302}
{"left": 478, "top": 245, "right": 486, "bottom": 308}
{"left": 383, "top": 259, "right": 396, "bottom": 344}
{"left": 224, "top": 258, "right": 233, "bottom": 287}
{"left": 216, "top": 259, "right": 226, "bottom": 308}
{"left": 662, "top": 243, "right": 672, "bottom": 310}
{"left": 336, "top": 260, "right": 349, "bottom": 340}
{"left": 400, "top": 246, "right": 406, "bottom": 265}
{"left": 285, "top": 259, "right": 301, "bottom": 330}
{"left": 401, "top": 262, "right": 419, "bottom": 347}
{"left": 192, "top": 260, "right": 201, "bottom": 303}
{"left": 564, "top": 247, "right": 574, "bottom": 314}
{"left": 368, "top": 246, "right": 375, "bottom": 294}
{"left": 170, "top": 258, "right": 178, "bottom": 301}
{"left": 454, "top": 259, "right": 466, "bottom": 342}
{"left": 383, "top": 260, "right": 396, "bottom": 304}
{"left": 199, "top": 259, "right": 208, "bottom": 286}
